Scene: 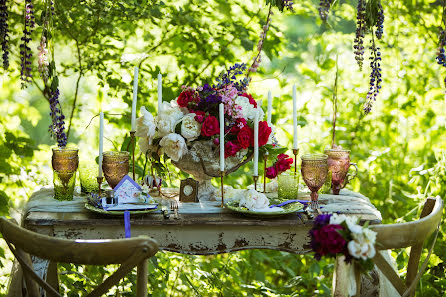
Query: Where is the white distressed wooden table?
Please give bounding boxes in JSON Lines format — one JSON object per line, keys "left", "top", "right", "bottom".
{"left": 23, "top": 188, "right": 381, "bottom": 255}
{"left": 12, "top": 188, "right": 381, "bottom": 297}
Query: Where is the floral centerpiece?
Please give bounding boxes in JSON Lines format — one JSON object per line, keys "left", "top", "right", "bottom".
{"left": 309, "top": 213, "right": 376, "bottom": 272}
{"left": 136, "top": 63, "right": 282, "bottom": 200}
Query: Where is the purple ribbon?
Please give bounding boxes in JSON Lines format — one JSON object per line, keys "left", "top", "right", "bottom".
{"left": 124, "top": 211, "right": 131, "bottom": 238}
{"left": 269, "top": 199, "right": 309, "bottom": 208}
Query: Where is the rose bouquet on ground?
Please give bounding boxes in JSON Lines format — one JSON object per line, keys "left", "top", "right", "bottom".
{"left": 309, "top": 213, "right": 376, "bottom": 272}
{"left": 136, "top": 63, "right": 284, "bottom": 199}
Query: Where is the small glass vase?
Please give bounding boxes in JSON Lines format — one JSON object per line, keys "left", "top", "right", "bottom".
{"left": 79, "top": 162, "right": 99, "bottom": 194}
{"left": 52, "top": 147, "right": 79, "bottom": 201}
{"left": 278, "top": 172, "right": 300, "bottom": 200}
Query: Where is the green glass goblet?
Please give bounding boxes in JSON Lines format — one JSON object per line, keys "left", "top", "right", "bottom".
{"left": 79, "top": 162, "right": 99, "bottom": 194}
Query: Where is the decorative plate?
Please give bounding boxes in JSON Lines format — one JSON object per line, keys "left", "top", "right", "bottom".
{"left": 224, "top": 200, "right": 304, "bottom": 218}
{"left": 84, "top": 203, "right": 159, "bottom": 216}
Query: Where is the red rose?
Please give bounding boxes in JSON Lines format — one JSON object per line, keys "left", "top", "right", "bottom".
{"left": 229, "top": 118, "right": 247, "bottom": 134}
{"left": 237, "top": 126, "right": 253, "bottom": 149}
{"left": 201, "top": 116, "right": 220, "bottom": 137}
{"left": 265, "top": 166, "right": 278, "bottom": 179}
{"left": 275, "top": 155, "right": 293, "bottom": 173}
{"left": 225, "top": 141, "right": 241, "bottom": 158}
{"left": 277, "top": 153, "right": 288, "bottom": 160}
{"left": 191, "top": 110, "right": 206, "bottom": 123}
{"left": 177, "top": 91, "right": 195, "bottom": 108}
{"left": 241, "top": 93, "right": 257, "bottom": 108}
{"left": 258, "top": 121, "right": 272, "bottom": 147}
{"left": 213, "top": 138, "right": 220, "bottom": 146}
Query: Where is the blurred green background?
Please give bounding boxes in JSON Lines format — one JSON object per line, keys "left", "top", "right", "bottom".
{"left": 0, "top": 0, "right": 445, "bottom": 296}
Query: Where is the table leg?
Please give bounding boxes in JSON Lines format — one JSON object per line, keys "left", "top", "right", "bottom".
{"left": 332, "top": 255, "right": 350, "bottom": 297}
{"left": 136, "top": 259, "right": 148, "bottom": 297}
{"left": 47, "top": 261, "right": 59, "bottom": 293}
{"left": 7, "top": 259, "right": 24, "bottom": 297}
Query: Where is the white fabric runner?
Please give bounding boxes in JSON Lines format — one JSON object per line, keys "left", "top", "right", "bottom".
{"left": 25, "top": 186, "right": 381, "bottom": 220}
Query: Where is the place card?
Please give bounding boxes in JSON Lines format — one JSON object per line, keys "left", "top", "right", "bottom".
{"left": 114, "top": 175, "right": 148, "bottom": 204}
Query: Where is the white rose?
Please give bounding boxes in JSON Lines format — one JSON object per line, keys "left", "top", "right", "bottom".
{"left": 234, "top": 96, "right": 257, "bottom": 120}
{"left": 363, "top": 228, "right": 377, "bottom": 243}
{"left": 138, "top": 137, "right": 154, "bottom": 154}
{"left": 348, "top": 240, "right": 376, "bottom": 260}
{"left": 329, "top": 213, "right": 348, "bottom": 225}
{"left": 159, "top": 133, "right": 188, "bottom": 162}
{"left": 135, "top": 107, "right": 156, "bottom": 142}
{"left": 347, "top": 240, "right": 362, "bottom": 259}
{"left": 157, "top": 100, "right": 184, "bottom": 137}
{"left": 239, "top": 189, "right": 270, "bottom": 210}
{"left": 181, "top": 113, "right": 201, "bottom": 140}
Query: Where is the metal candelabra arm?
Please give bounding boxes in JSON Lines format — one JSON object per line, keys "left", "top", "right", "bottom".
{"left": 200, "top": 152, "right": 254, "bottom": 178}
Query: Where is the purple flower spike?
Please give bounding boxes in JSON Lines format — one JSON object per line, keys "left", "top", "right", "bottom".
{"left": 0, "top": 0, "right": 10, "bottom": 69}
{"left": 20, "top": 0, "right": 35, "bottom": 88}
{"left": 48, "top": 88, "right": 67, "bottom": 147}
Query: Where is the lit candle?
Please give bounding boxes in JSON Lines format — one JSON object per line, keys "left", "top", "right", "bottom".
{"left": 253, "top": 108, "right": 259, "bottom": 176}
{"left": 219, "top": 103, "right": 225, "bottom": 171}
{"left": 292, "top": 84, "right": 298, "bottom": 150}
{"left": 98, "top": 111, "right": 104, "bottom": 178}
{"left": 158, "top": 72, "right": 162, "bottom": 112}
{"left": 131, "top": 66, "right": 139, "bottom": 131}
{"left": 267, "top": 90, "right": 272, "bottom": 126}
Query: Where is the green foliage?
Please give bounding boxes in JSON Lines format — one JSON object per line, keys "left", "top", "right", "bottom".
{"left": 1, "top": 0, "right": 446, "bottom": 296}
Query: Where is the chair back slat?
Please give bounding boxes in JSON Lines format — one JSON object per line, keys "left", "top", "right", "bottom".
{"left": 0, "top": 216, "right": 159, "bottom": 297}
{"left": 373, "top": 251, "right": 407, "bottom": 295}
{"left": 0, "top": 217, "right": 158, "bottom": 265}
{"left": 405, "top": 198, "right": 437, "bottom": 297}
{"left": 369, "top": 197, "right": 443, "bottom": 297}
{"left": 370, "top": 197, "right": 443, "bottom": 250}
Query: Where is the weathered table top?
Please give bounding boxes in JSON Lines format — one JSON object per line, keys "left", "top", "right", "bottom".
{"left": 24, "top": 189, "right": 381, "bottom": 255}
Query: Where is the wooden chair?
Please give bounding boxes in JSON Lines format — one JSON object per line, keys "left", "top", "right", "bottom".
{"left": 333, "top": 196, "right": 443, "bottom": 297}
{"left": 0, "top": 217, "right": 158, "bottom": 297}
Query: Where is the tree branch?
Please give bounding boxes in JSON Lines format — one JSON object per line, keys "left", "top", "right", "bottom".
{"left": 66, "top": 39, "right": 83, "bottom": 140}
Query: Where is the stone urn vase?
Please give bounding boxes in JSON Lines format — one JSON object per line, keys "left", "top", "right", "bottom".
{"left": 171, "top": 140, "right": 252, "bottom": 201}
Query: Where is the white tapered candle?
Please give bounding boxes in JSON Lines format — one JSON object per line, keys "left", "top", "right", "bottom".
{"left": 131, "top": 66, "right": 139, "bottom": 131}
{"left": 158, "top": 72, "right": 162, "bottom": 112}
{"left": 219, "top": 103, "right": 225, "bottom": 171}
{"left": 292, "top": 84, "right": 298, "bottom": 150}
{"left": 98, "top": 111, "right": 104, "bottom": 178}
{"left": 267, "top": 90, "right": 272, "bottom": 126}
{"left": 253, "top": 108, "right": 259, "bottom": 176}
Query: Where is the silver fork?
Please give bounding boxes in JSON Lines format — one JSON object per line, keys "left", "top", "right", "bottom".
{"left": 170, "top": 200, "right": 179, "bottom": 219}
{"left": 311, "top": 200, "right": 322, "bottom": 215}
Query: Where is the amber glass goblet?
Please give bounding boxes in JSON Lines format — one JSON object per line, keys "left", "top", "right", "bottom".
{"left": 324, "top": 149, "right": 358, "bottom": 195}
{"left": 301, "top": 154, "right": 328, "bottom": 211}
{"left": 52, "top": 147, "right": 79, "bottom": 201}
{"left": 102, "top": 151, "right": 130, "bottom": 189}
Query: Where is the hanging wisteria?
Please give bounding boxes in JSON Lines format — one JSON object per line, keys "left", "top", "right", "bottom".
{"left": 20, "top": 0, "right": 35, "bottom": 88}
{"left": 318, "top": 0, "right": 333, "bottom": 22}
{"left": 436, "top": 0, "right": 446, "bottom": 96}
{"left": 353, "top": 0, "right": 366, "bottom": 71}
{"left": 351, "top": 0, "right": 385, "bottom": 114}
{"left": 0, "top": 0, "right": 9, "bottom": 70}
